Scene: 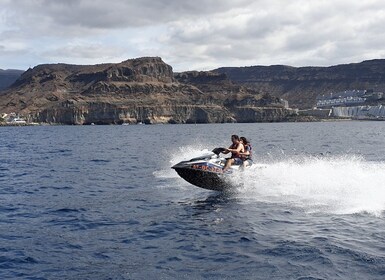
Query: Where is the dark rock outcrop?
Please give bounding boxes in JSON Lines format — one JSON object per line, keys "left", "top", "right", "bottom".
{"left": 216, "top": 59, "right": 385, "bottom": 108}
{"left": 0, "top": 57, "right": 291, "bottom": 124}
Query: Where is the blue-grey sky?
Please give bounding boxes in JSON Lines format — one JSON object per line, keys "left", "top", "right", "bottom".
{"left": 1, "top": 0, "right": 385, "bottom": 71}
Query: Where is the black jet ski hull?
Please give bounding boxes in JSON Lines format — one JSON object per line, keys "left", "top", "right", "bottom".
{"left": 172, "top": 159, "right": 235, "bottom": 191}
{"left": 173, "top": 167, "right": 232, "bottom": 191}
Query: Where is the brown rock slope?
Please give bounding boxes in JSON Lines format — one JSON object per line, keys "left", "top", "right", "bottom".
{"left": 0, "top": 57, "right": 291, "bottom": 124}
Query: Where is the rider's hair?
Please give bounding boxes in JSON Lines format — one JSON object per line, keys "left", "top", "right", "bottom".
{"left": 240, "top": 136, "right": 249, "bottom": 144}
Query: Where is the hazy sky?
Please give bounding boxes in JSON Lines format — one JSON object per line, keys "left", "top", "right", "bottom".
{"left": 1, "top": 0, "right": 385, "bottom": 71}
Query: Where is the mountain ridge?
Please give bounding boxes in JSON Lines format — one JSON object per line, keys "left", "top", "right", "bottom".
{"left": 0, "top": 57, "right": 290, "bottom": 124}
{"left": 215, "top": 59, "right": 385, "bottom": 108}
{"left": 2, "top": 58, "right": 385, "bottom": 123}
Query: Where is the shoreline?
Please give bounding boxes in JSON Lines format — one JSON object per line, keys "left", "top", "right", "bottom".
{"left": 0, "top": 118, "right": 368, "bottom": 126}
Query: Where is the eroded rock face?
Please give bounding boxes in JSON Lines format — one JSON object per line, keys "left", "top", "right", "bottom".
{"left": 0, "top": 57, "right": 292, "bottom": 124}
{"left": 33, "top": 102, "right": 289, "bottom": 124}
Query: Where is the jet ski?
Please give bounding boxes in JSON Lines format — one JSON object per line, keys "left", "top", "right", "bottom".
{"left": 171, "top": 147, "right": 241, "bottom": 191}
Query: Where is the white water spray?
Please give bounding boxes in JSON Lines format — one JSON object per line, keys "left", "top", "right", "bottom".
{"left": 233, "top": 155, "right": 385, "bottom": 216}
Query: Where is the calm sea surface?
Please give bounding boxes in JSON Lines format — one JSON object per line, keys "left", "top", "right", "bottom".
{"left": 1, "top": 122, "right": 385, "bottom": 279}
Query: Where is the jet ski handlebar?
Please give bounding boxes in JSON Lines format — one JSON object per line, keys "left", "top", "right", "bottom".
{"left": 211, "top": 147, "right": 227, "bottom": 155}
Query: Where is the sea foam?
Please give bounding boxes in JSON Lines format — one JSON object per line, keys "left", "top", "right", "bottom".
{"left": 232, "top": 155, "right": 385, "bottom": 216}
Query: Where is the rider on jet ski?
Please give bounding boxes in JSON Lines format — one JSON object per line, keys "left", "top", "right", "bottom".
{"left": 222, "top": 134, "right": 244, "bottom": 172}
{"left": 240, "top": 136, "right": 253, "bottom": 168}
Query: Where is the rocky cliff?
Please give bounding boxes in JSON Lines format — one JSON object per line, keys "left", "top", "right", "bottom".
{"left": 0, "top": 57, "right": 291, "bottom": 124}
{"left": 216, "top": 59, "right": 385, "bottom": 109}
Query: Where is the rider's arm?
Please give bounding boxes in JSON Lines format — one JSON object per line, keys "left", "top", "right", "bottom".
{"left": 235, "top": 143, "right": 244, "bottom": 153}
{"left": 240, "top": 146, "right": 250, "bottom": 156}
{"left": 228, "top": 143, "right": 243, "bottom": 153}
{"left": 222, "top": 145, "right": 232, "bottom": 154}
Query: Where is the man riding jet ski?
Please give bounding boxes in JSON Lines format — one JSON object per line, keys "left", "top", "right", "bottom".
{"left": 172, "top": 135, "right": 255, "bottom": 191}
{"left": 222, "top": 134, "right": 245, "bottom": 172}
{"left": 172, "top": 136, "right": 252, "bottom": 190}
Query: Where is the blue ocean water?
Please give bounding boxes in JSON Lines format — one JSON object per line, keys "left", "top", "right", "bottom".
{"left": 1, "top": 122, "right": 385, "bottom": 279}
